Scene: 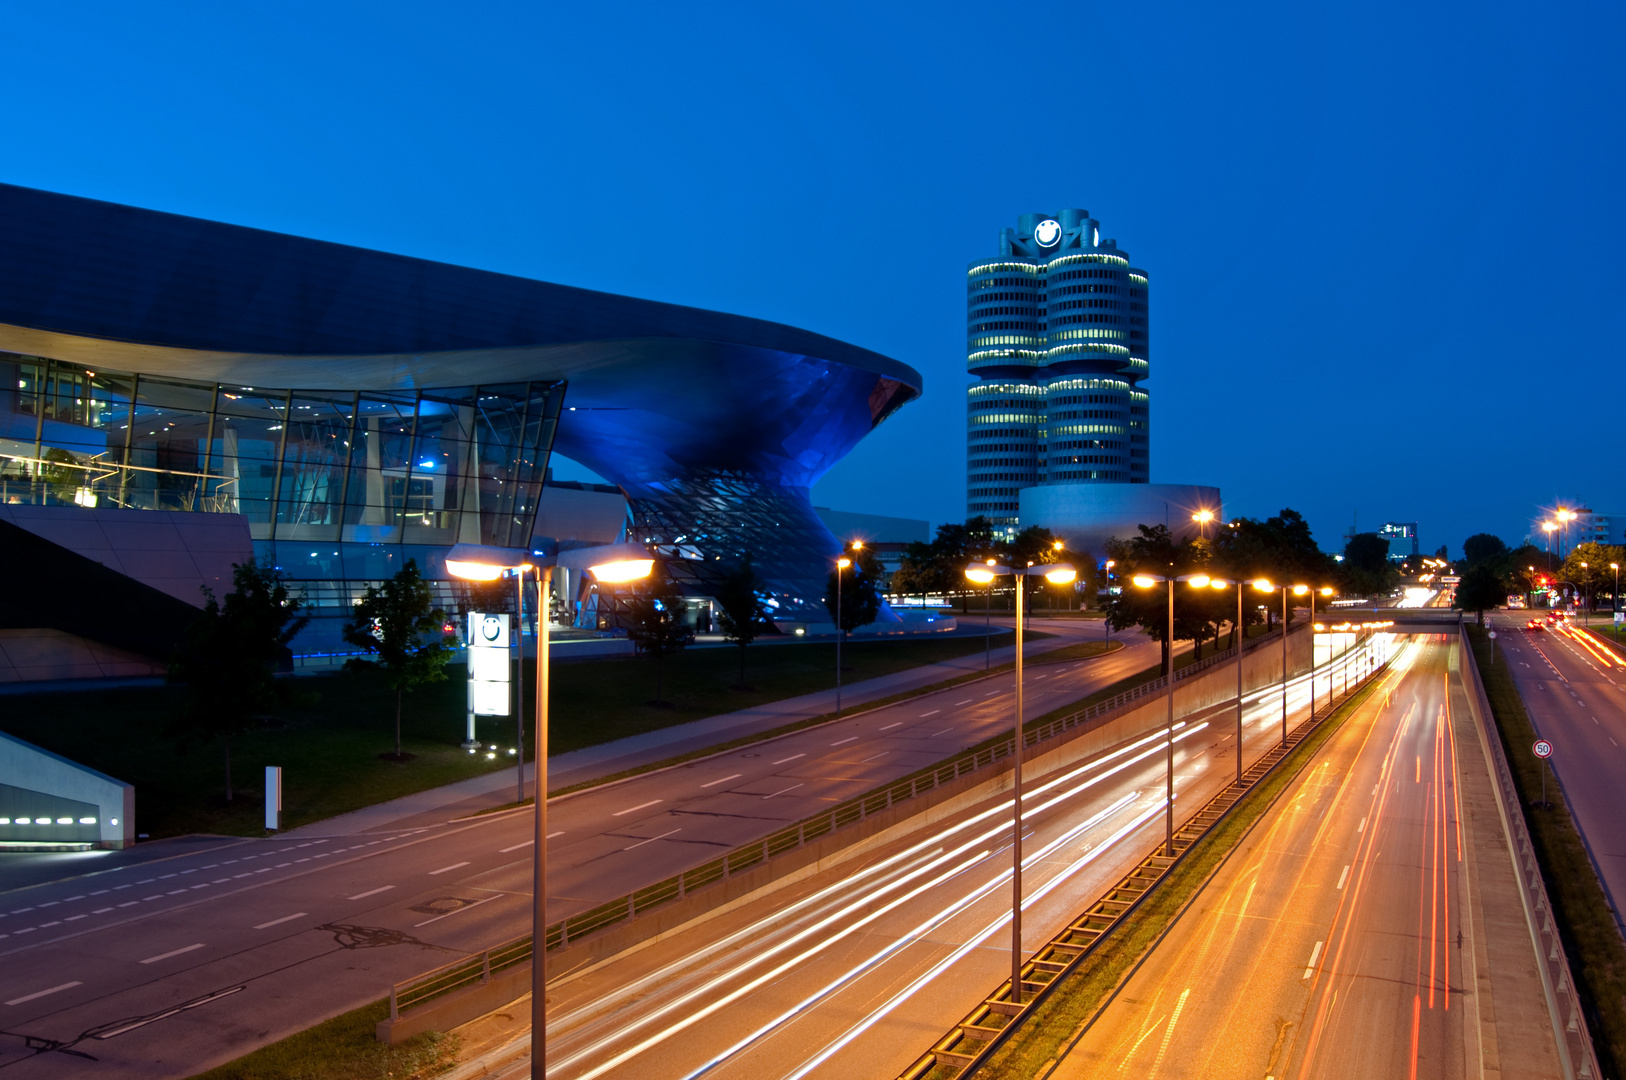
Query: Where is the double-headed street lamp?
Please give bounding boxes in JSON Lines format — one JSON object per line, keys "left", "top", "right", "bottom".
{"left": 963, "top": 558, "right": 1077, "bottom": 1005}
{"left": 446, "top": 539, "right": 654, "bottom": 1080}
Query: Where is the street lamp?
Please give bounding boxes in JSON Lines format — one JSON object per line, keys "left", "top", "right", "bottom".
{"left": 1131, "top": 571, "right": 1226, "bottom": 853}
{"left": 834, "top": 553, "right": 852, "bottom": 712}
{"left": 1582, "top": 561, "right": 1590, "bottom": 625}
{"left": 964, "top": 558, "right": 1077, "bottom": 1005}
{"left": 1177, "top": 573, "right": 1268, "bottom": 785}
{"left": 1192, "top": 508, "right": 1216, "bottom": 541}
{"left": 1557, "top": 508, "right": 1578, "bottom": 561}
{"left": 445, "top": 539, "right": 653, "bottom": 1080}
{"left": 1613, "top": 562, "right": 1620, "bottom": 616}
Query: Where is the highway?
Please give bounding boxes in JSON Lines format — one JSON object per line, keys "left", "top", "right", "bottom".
{"left": 0, "top": 620, "right": 1165, "bottom": 1077}
{"left": 528, "top": 637, "right": 1390, "bottom": 1080}
{"left": 1489, "top": 610, "right": 1626, "bottom": 929}
{"left": 1048, "top": 634, "right": 1562, "bottom": 1080}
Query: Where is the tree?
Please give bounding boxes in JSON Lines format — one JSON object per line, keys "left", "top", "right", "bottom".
{"left": 1211, "top": 509, "right": 1339, "bottom": 627}
{"left": 625, "top": 569, "right": 695, "bottom": 704}
{"left": 343, "top": 559, "right": 456, "bottom": 759}
{"left": 1462, "top": 533, "right": 1509, "bottom": 567}
{"left": 825, "top": 543, "right": 883, "bottom": 637}
{"left": 714, "top": 553, "right": 771, "bottom": 688}
{"left": 1453, "top": 563, "right": 1504, "bottom": 625}
{"left": 168, "top": 559, "right": 310, "bottom": 802}
{"left": 1103, "top": 524, "right": 1224, "bottom": 667}
{"left": 901, "top": 516, "right": 999, "bottom": 612}
{"left": 1338, "top": 532, "right": 1397, "bottom": 598}
{"left": 1558, "top": 543, "right": 1626, "bottom": 611}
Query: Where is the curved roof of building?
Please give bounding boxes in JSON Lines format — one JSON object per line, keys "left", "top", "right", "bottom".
{"left": 0, "top": 183, "right": 921, "bottom": 398}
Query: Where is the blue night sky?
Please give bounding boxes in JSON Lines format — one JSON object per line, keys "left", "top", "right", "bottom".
{"left": 4, "top": 2, "right": 1620, "bottom": 556}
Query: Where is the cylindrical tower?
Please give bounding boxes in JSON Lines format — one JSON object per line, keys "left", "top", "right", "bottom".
{"left": 966, "top": 210, "right": 1150, "bottom": 525}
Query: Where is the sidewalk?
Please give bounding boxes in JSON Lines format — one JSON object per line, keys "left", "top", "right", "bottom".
{"left": 279, "top": 619, "right": 1139, "bottom": 838}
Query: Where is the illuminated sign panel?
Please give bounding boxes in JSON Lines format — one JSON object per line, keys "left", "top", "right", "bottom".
{"left": 466, "top": 612, "right": 511, "bottom": 717}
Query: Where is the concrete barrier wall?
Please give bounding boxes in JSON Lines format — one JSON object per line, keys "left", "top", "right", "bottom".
{"left": 0, "top": 730, "right": 134, "bottom": 847}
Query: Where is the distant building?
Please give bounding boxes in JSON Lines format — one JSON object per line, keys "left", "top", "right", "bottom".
{"left": 1380, "top": 522, "right": 1419, "bottom": 562}
{"left": 965, "top": 210, "right": 1150, "bottom": 527}
{"left": 1530, "top": 507, "right": 1626, "bottom": 552}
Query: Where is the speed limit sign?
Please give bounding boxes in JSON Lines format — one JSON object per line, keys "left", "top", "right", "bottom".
{"left": 1533, "top": 739, "right": 1553, "bottom": 759}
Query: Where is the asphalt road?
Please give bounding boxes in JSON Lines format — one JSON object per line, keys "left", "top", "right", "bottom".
{"left": 526, "top": 638, "right": 1392, "bottom": 1080}
{"left": 1489, "top": 611, "right": 1626, "bottom": 928}
{"left": 0, "top": 621, "right": 1172, "bottom": 1077}
{"left": 1052, "top": 637, "right": 1503, "bottom": 1080}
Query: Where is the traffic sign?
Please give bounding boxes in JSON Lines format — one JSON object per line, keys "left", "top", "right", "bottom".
{"left": 1489, "top": 631, "right": 1498, "bottom": 640}
{"left": 1533, "top": 739, "right": 1553, "bottom": 759}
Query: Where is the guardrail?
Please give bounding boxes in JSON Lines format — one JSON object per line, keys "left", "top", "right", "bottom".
{"left": 382, "top": 622, "right": 1309, "bottom": 1023}
{"left": 1458, "top": 625, "right": 1601, "bottom": 1079}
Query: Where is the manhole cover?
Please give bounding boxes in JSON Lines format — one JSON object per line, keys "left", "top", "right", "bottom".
{"left": 409, "top": 896, "right": 478, "bottom": 916}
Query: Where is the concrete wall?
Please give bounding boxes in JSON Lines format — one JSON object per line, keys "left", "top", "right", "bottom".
{"left": 0, "top": 729, "right": 134, "bottom": 848}
{"left": 0, "top": 505, "right": 252, "bottom": 605}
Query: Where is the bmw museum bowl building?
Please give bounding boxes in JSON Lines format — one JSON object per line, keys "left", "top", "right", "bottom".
{"left": 0, "top": 184, "right": 921, "bottom": 681}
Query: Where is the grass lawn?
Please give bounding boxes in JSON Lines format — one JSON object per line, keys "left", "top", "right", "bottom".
{"left": 1469, "top": 626, "right": 1626, "bottom": 1077}
{"left": 0, "top": 632, "right": 1010, "bottom": 840}
{"left": 185, "top": 997, "right": 457, "bottom": 1080}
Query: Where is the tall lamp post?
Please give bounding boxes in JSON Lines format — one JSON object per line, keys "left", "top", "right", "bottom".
{"left": 1582, "top": 561, "right": 1591, "bottom": 625}
{"left": 1542, "top": 521, "right": 1558, "bottom": 576}
{"left": 446, "top": 539, "right": 653, "bottom": 1080}
{"left": 1131, "top": 571, "right": 1227, "bottom": 853}
{"left": 834, "top": 551, "right": 851, "bottom": 712}
{"left": 1200, "top": 575, "right": 1275, "bottom": 784}
{"left": 964, "top": 559, "right": 1077, "bottom": 1005}
{"left": 1613, "top": 562, "right": 1621, "bottom": 617}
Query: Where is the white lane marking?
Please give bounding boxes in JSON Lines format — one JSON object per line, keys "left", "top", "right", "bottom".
{"left": 547, "top": 830, "right": 565, "bottom": 839}
{"left": 1033, "top": 674, "right": 1047, "bottom": 680}
{"left": 623, "top": 828, "right": 682, "bottom": 850}
{"left": 5, "top": 981, "right": 81, "bottom": 1006}
{"left": 500, "top": 840, "right": 534, "bottom": 853}
{"left": 413, "top": 894, "right": 500, "bottom": 927}
{"left": 253, "top": 912, "right": 307, "bottom": 929}
{"left": 860, "top": 751, "right": 890, "bottom": 763}
{"left": 429, "top": 862, "right": 470, "bottom": 876}
{"left": 773, "top": 754, "right": 805, "bottom": 765}
{"left": 1336, "top": 865, "right": 1350, "bottom": 890}
{"left": 983, "top": 690, "right": 1000, "bottom": 696}
{"left": 612, "top": 800, "right": 663, "bottom": 817}
{"left": 1304, "top": 940, "right": 1324, "bottom": 980}
{"left": 954, "top": 699, "right": 973, "bottom": 705}
{"left": 140, "top": 943, "right": 205, "bottom": 965}
{"left": 701, "top": 774, "right": 742, "bottom": 789}
{"left": 830, "top": 737, "right": 858, "bottom": 746}
{"left": 919, "top": 710, "right": 941, "bottom": 718}
{"left": 348, "top": 885, "right": 395, "bottom": 900}
{"left": 763, "top": 783, "right": 804, "bottom": 800}
{"left": 929, "top": 728, "right": 952, "bottom": 737}
{"left": 1357, "top": 816, "right": 1367, "bottom": 833}
{"left": 879, "top": 722, "right": 903, "bottom": 730}
{"left": 92, "top": 907, "right": 113, "bottom": 914}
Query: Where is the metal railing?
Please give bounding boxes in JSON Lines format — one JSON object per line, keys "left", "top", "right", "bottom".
{"left": 382, "top": 621, "right": 1308, "bottom": 1018}
{"left": 1459, "top": 626, "right": 1601, "bottom": 1079}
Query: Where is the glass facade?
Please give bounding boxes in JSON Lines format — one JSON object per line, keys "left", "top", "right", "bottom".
{"left": 0, "top": 351, "right": 565, "bottom": 598}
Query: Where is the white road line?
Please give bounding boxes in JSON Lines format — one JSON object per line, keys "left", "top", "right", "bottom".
{"left": 984, "top": 690, "right": 1000, "bottom": 696}
{"left": 548, "top": 830, "right": 565, "bottom": 839}
{"left": 348, "top": 885, "right": 395, "bottom": 900}
{"left": 929, "top": 728, "right": 952, "bottom": 737}
{"left": 623, "top": 828, "right": 682, "bottom": 850}
{"left": 5, "top": 981, "right": 81, "bottom": 1006}
{"left": 500, "top": 840, "right": 535, "bottom": 853}
{"left": 830, "top": 736, "right": 858, "bottom": 746}
{"left": 954, "top": 699, "right": 973, "bottom": 705}
{"left": 413, "top": 894, "right": 500, "bottom": 928}
{"left": 860, "top": 751, "right": 890, "bottom": 763}
{"left": 429, "top": 862, "right": 470, "bottom": 875}
{"left": 879, "top": 722, "right": 903, "bottom": 730}
{"left": 253, "top": 912, "right": 307, "bottom": 929}
{"left": 1336, "top": 865, "right": 1350, "bottom": 890}
{"left": 139, "top": 943, "right": 205, "bottom": 965}
{"left": 612, "top": 800, "right": 663, "bottom": 817}
{"left": 919, "top": 710, "right": 941, "bottom": 718}
{"left": 763, "top": 784, "right": 804, "bottom": 800}
{"left": 701, "top": 774, "right": 742, "bottom": 788}
{"left": 773, "top": 754, "right": 805, "bottom": 765}
{"left": 1304, "top": 940, "right": 1324, "bottom": 980}
{"left": 1357, "top": 816, "right": 1367, "bottom": 833}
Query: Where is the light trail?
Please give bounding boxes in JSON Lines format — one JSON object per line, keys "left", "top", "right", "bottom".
{"left": 776, "top": 799, "right": 1170, "bottom": 1080}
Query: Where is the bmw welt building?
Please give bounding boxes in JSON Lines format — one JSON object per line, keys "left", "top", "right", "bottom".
{"left": 0, "top": 185, "right": 920, "bottom": 682}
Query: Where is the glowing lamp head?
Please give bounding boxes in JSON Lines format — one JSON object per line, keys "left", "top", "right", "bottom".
{"left": 1292, "top": 584, "right": 1309, "bottom": 596}
{"left": 1186, "top": 574, "right": 1212, "bottom": 589}
{"left": 851, "top": 540, "right": 864, "bottom": 550}
{"left": 1043, "top": 566, "right": 1077, "bottom": 585}
{"left": 1320, "top": 587, "right": 1335, "bottom": 596}
{"left": 1192, "top": 509, "right": 1215, "bottom": 524}
{"left": 1253, "top": 579, "right": 1274, "bottom": 592}
{"left": 589, "top": 558, "right": 654, "bottom": 583}
{"left": 1314, "top": 622, "right": 1326, "bottom": 631}
{"left": 1132, "top": 574, "right": 1159, "bottom": 589}
{"left": 444, "top": 559, "right": 507, "bottom": 581}
{"left": 965, "top": 566, "right": 996, "bottom": 584}
{"left": 837, "top": 557, "right": 852, "bottom": 569}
